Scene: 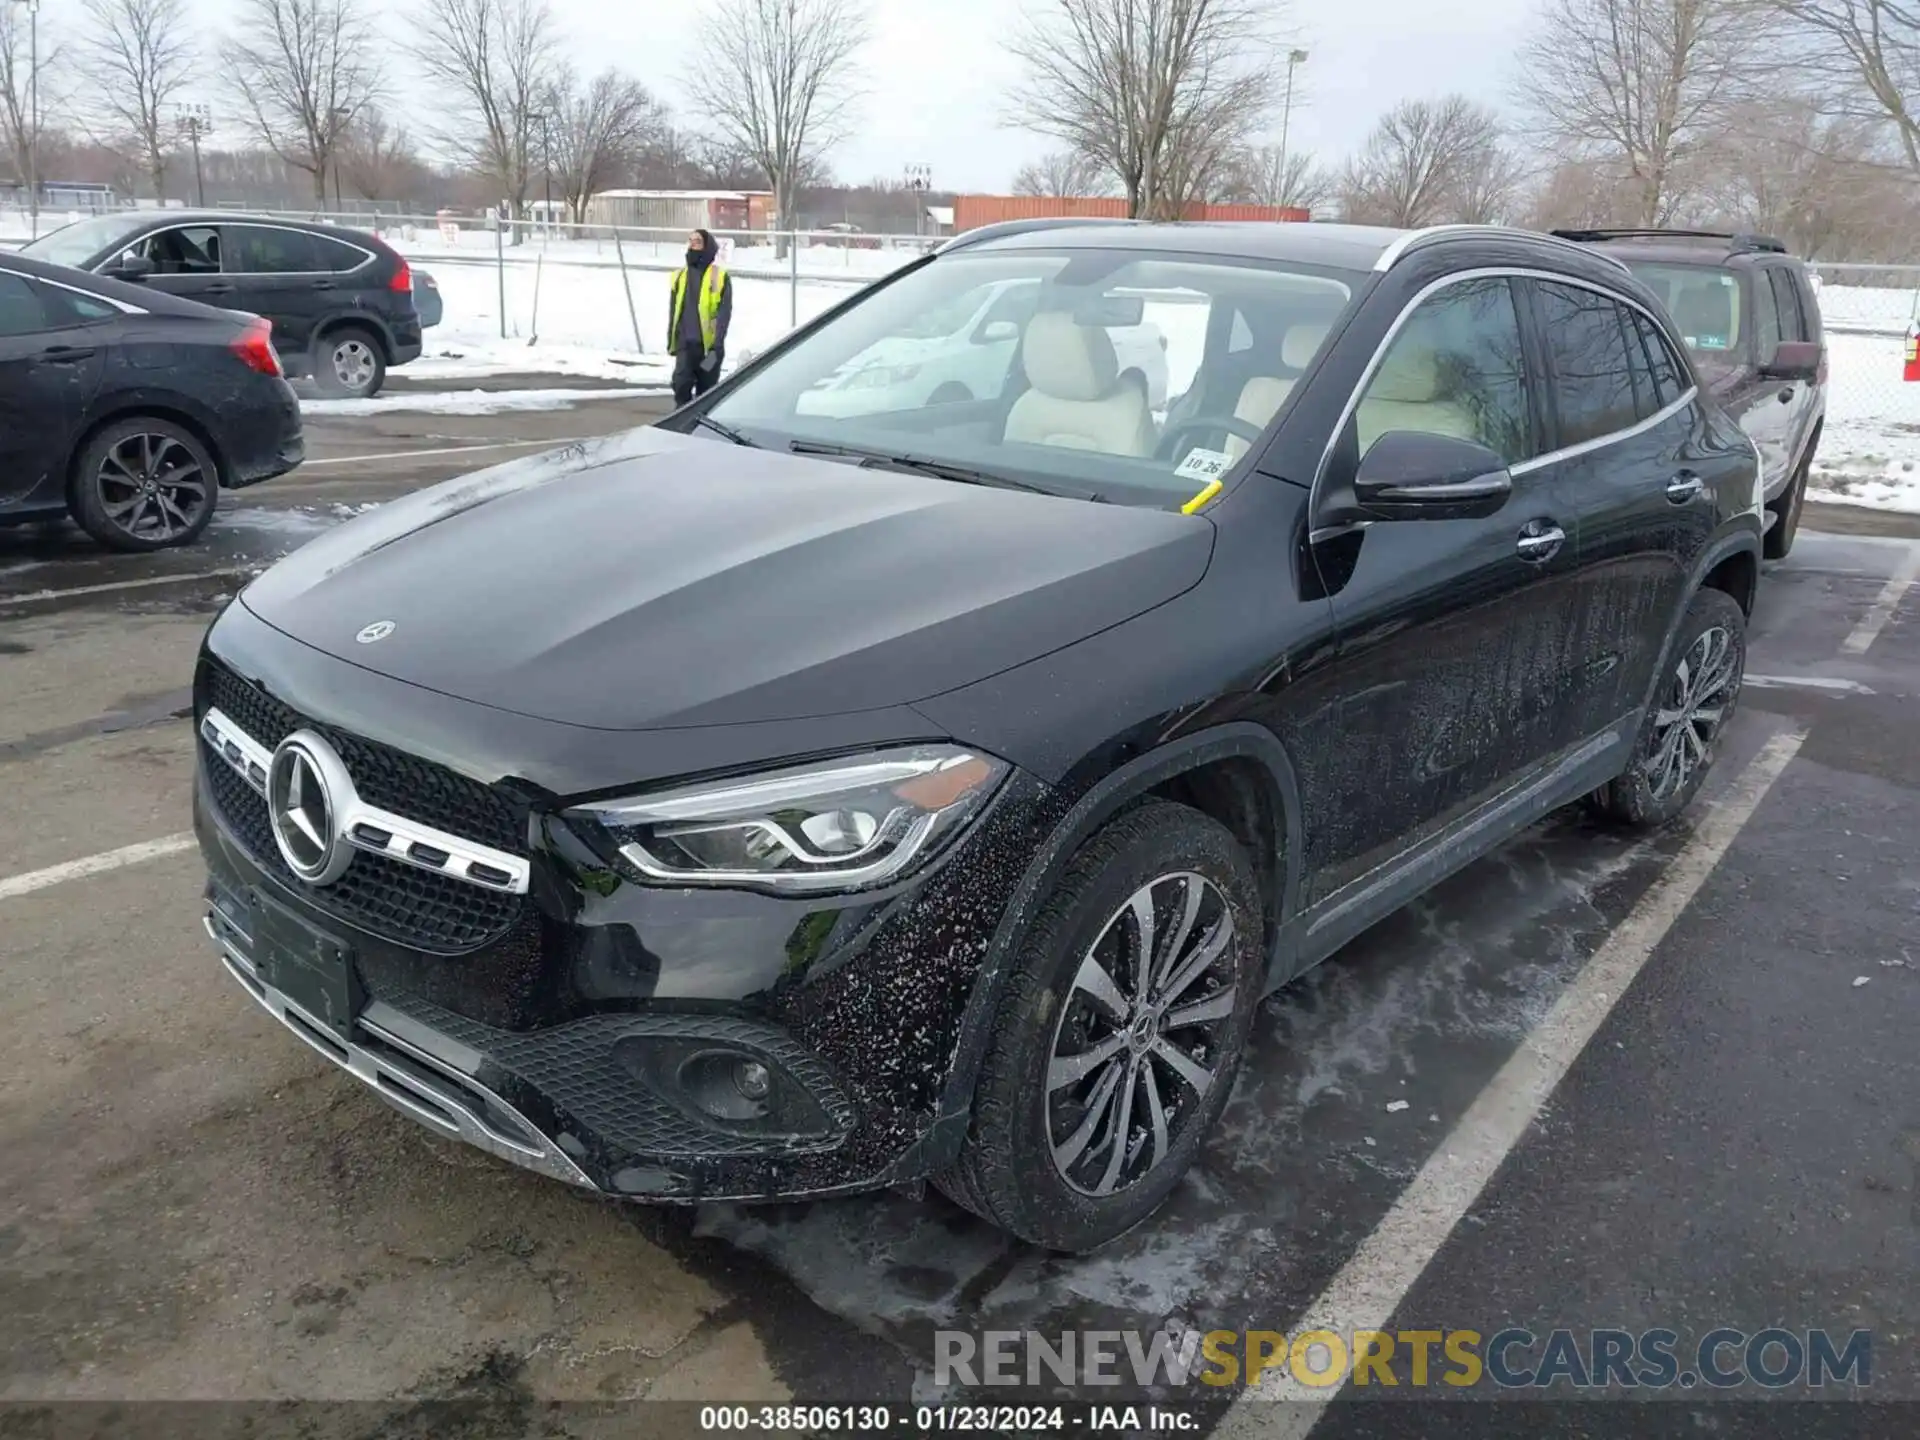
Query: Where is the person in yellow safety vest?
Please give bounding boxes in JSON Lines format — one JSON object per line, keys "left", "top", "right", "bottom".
{"left": 668, "top": 228, "right": 733, "bottom": 406}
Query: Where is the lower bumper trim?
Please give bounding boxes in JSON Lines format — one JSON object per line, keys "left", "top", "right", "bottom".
{"left": 204, "top": 911, "right": 598, "bottom": 1192}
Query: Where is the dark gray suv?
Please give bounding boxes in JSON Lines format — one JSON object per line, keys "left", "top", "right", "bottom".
{"left": 1556, "top": 229, "right": 1825, "bottom": 558}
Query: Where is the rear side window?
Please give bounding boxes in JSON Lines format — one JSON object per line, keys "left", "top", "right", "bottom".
{"left": 40, "top": 284, "right": 119, "bottom": 326}
{"left": 1628, "top": 309, "right": 1686, "bottom": 410}
{"left": 1354, "top": 275, "right": 1536, "bottom": 465}
{"left": 1533, "top": 281, "right": 1639, "bottom": 447}
{"left": 226, "top": 226, "right": 319, "bottom": 274}
{"left": 1768, "top": 269, "right": 1807, "bottom": 343}
{"left": 0, "top": 271, "right": 48, "bottom": 336}
{"left": 311, "top": 234, "right": 372, "bottom": 273}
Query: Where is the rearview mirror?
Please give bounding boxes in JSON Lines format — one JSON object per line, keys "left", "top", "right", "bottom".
{"left": 974, "top": 319, "right": 1019, "bottom": 344}
{"left": 1760, "top": 339, "right": 1820, "bottom": 382}
{"left": 1352, "top": 431, "right": 1512, "bottom": 521}
{"left": 113, "top": 250, "right": 153, "bottom": 281}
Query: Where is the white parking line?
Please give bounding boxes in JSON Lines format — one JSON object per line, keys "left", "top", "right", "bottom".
{"left": 0, "top": 833, "right": 196, "bottom": 902}
{"left": 301, "top": 436, "right": 595, "bottom": 468}
{"left": 1744, "top": 674, "right": 1876, "bottom": 694}
{"left": 1841, "top": 548, "right": 1920, "bottom": 655}
{"left": 1, "top": 568, "right": 254, "bottom": 605}
{"left": 1214, "top": 727, "right": 1806, "bottom": 1439}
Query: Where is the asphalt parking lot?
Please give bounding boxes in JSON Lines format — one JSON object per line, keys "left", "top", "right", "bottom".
{"left": 2, "top": 386, "right": 1917, "bottom": 1434}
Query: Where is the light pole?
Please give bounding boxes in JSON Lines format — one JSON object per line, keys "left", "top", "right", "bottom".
{"left": 530, "top": 111, "right": 552, "bottom": 236}
{"left": 1278, "top": 48, "right": 1308, "bottom": 211}
{"left": 175, "top": 104, "right": 212, "bottom": 207}
{"left": 9, "top": 0, "right": 39, "bottom": 236}
{"left": 328, "top": 105, "right": 354, "bottom": 211}
{"left": 905, "top": 162, "right": 931, "bottom": 239}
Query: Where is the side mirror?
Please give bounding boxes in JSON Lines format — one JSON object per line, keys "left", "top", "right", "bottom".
{"left": 1760, "top": 339, "right": 1820, "bottom": 382}
{"left": 974, "top": 319, "right": 1019, "bottom": 344}
{"left": 113, "top": 251, "right": 154, "bottom": 281}
{"left": 1352, "top": 431, "right": 1512, "bottom": 521}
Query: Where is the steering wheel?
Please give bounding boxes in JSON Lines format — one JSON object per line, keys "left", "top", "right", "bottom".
{"left": 1159, "top": 415, "right": 1266, "bottom": 462}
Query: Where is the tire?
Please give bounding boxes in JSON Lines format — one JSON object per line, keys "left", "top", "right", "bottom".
{"left": 934, "top": 800, "right": 1265, "bottom": 1251}
{"left": 313, "top": 327, "right": 386, "bottom": 398}
{"left": 1588, "top": 587, "right": 1746, "bottom": 828}
{"left": 67, "top": 417, "right": 219, "bottom": 553}
{"left": 1763, "top": 451, "right": 1809, "bottom": 560}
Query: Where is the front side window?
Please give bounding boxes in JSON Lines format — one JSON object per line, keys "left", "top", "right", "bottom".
{"left": 706, "top": 248, "right": 1357, "bottom": 509}
{"left": 1752, "top": 268, "right": 1782, "bottom": 357}
{"left": 1535, "top": 281, "right": 1639, "bottom": 448}
{"left": 1354, "top": 276, "right": 1535, "bottom": 465}
{"left": 1623, "top": 261, "right": 1742, "bottom": 357}
{"left": 1768, "top": 268, "right": 1807, "bottom": 343}
{"left": 226, "top": 226, "right": 319, "bottom": 274}
{"left": 143, "top": 226, "right": 222, "bottom": 275}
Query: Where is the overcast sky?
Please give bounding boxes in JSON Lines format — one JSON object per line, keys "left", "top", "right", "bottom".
{"left": 181, "top": 0, "right": 1544, "bottom": 191}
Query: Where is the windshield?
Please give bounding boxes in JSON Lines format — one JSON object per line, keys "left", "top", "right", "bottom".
{"left": 18, "top": 212, "right": 151, "bottom": 268}
{"left": 1623, "top": 262, "right": 1743, "bottom": 357}
{"left": 706, "top": 247, "right": 1358, "bottom": 509}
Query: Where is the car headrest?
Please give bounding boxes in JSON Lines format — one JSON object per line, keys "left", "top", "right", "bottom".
{"left": 1021, "top": 311, "right": 1120, "bottom": 402}
{"left": 1368, "top": 346, "right": 1445, "bottom": 404}
{"left": 1282, "top": 322, "right": 1329, "bottom": 370}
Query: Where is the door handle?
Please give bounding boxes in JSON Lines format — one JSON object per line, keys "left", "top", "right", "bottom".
{"left": 1666, "top": 471, "right": 1705, "bottom": 503}
{"left": 1777, "top": 387, "right": 1794, "bottom": 403}
{"left": 1516, "top": 523, "right": 1566, "bottom": 563}
{"left": 204, "top": 282, "right": 235, "bottom": 294}
{"left": 311, "top": 279, "right": 334, "bottom": 290}
{"left": 38, "top": 345, "right": 97, "bottom": 364}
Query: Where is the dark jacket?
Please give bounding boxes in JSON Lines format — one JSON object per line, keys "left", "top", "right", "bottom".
{"left": 668, "top": 229, "right": 733, "bottom": 355}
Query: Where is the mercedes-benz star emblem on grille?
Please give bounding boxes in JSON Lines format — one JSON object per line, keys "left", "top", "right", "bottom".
{"left": 267, "top": 732, "right": 355, "bottom": 885}
{"left": 356, "top": 620, "right": 396, "bottom": 644}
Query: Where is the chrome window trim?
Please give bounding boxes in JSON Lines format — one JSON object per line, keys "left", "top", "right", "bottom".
{"left": 1310, "top": 265, "right": 1700, "bottom": 515}
{"left": 130, "top": 219, "right": 377, "bottom": 280}
{"left": 1372, "top": 224, "right": 1633, "bottom": 276}
{"left": 200, "top": 706, "right": 531, "bottom": 895}
{"left": 36, "top": 272, "right": 147, "bottom": 316}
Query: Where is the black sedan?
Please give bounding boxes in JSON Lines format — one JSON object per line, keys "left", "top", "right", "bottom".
{"left": 0, "top": 250, "right": 303, "bottom": 551}
{"left": 191, "top": 219, "right": 1762, "bottom": 1251}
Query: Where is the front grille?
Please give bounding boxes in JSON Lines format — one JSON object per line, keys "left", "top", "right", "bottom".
{"left": 199, "top": 660, "right": 526, "bottom": 954}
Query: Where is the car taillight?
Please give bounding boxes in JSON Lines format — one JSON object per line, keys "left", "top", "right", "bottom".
{"left": 230, "top": 319, "right": 282, "bottom": 377}
{"left": 390, "top": 257, "right": 412, "bottom": 293}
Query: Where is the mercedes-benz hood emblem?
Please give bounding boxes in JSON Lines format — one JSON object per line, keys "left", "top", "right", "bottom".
{"left": 356, "top": 620, "right": 395, "bottom": 644}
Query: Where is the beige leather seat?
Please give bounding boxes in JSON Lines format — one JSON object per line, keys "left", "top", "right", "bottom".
{"left": 1003, "top": 312, "right": 1157, "bottom": 458}
{"left": 1222, "top": 321, "right": 1331, "bottom": 460}
{"left": 1354, "top": 346, "right": 1477, "bottom": 455}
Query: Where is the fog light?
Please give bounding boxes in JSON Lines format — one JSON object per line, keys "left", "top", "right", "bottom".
{"left": 734, "top": 1060, "right": 771, "bottom": 1101}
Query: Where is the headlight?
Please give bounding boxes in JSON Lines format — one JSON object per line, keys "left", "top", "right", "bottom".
{"left": 844, "top": 362, "right": 921, "bottom": 390}
{"left": 575, "top": 746, "right": 1007, "bottom": 894}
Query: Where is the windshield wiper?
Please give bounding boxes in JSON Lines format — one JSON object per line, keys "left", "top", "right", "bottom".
{"left": 693, "top": 414, "right": 754, "bottom": 446}
{"left": 787, "top": 440, "right": 1103, "bottom": 501}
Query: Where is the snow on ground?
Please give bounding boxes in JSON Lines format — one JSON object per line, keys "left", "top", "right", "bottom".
{"left": 301, "top": 387, "right": 661, "bottom": 417}
{"left": 1810, "top": 328, "right": 1920, "bottom": 510}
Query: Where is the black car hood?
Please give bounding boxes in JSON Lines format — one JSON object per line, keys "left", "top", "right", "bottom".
{"left": 239, "top": 427, "right": 1215, "bottom": 731}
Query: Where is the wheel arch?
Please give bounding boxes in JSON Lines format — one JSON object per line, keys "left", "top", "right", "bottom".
{"left": 934, "top": 721, "right": 1304, "bottom": 1137}
{"left": 314, "top": 313, "right": 397, "bottom": 361}
{"left": 67, "top": 403, "right": 232, "bottom": 491}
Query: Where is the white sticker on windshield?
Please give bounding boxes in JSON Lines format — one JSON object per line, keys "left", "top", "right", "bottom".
{"left": 1174, "top": 447, "right": 1231, "bottom": 481}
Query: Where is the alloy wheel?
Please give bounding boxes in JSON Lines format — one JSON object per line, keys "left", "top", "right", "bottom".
{"left": 1643, "top": 624, "right": 1739, "bottom": 800}
{"left": 94, "top": 432, "right": 211, "bottom": 543}
{"left": 331, "top": 338, "right": 377, "bottom": 393}
{"left": 1046, "top": 872, "right": 1238, "bottom": 1197}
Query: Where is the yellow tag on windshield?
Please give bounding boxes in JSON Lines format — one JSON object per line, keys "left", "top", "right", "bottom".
{"left": 1182, "top": 478, "right": 1224, "bottom": 515}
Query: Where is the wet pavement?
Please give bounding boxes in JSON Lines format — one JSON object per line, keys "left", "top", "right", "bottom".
{"left": 1, "top": 391, "right": 1916, "bottom": 1435}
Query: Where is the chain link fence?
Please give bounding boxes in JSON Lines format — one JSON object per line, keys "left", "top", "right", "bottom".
{"left": 1806, "top": 264, "right": 1920, "bottom": 507}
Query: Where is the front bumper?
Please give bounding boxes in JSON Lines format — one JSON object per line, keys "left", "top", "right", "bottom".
{"left": 190, "top": 645, "right": 1053, "bottom": 1203}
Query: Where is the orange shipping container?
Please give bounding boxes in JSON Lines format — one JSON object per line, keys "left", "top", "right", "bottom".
{"left": 954, "top": 194, "right": 1309, "bottom": 232}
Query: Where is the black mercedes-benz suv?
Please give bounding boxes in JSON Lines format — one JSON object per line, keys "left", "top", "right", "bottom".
{"left": 192, "top": 219, "right": 1764, "bottom": 1251}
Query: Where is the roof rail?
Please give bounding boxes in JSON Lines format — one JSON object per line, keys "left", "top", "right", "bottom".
{"left": 937, "top": 217, "right": 1143, "bottom": 254}
{"left": 1550, "top": 227, "right": 1788, "bottom": 255}
{"left": 1374, "top": 223, "right": 1632, "bottom": 274}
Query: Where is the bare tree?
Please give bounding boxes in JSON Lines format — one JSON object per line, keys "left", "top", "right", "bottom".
{"left": 691, "top": 0, "right": 866, "bottom": 253}
{"left": 1338, "top": 96, "right": 1514, "bottom": 226}
{"left": 412, "top": 0, "right": 558, "bottom": 227}
{"left": 0, "top": 2, "right": 59, "bottom": 191}
{"left": 1772, "top": 0, "right": 1920, "bottom": 172}
{"left": 227, "top": 0, "right": 382, "bottom": 202}
{"left": 75, "top": 0, "right": 195, "bottom": 200}
{"left": 1010, "top": 147, "right": 1110, "bottom": 196}
{"left": 1214, "top": 142, "right": 1331, "bottom": 211}
{"left": 1521, "top": 0, "right": 1767, "bottom": 226}
{"left": 544, "top": 64, "right": 665, "bottom": 223}
{"left": 337, "top": 106, "right": 424, "bottom": 200}
{"left": 1009, "top": 0, "right": 1286, "bottom": 219}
